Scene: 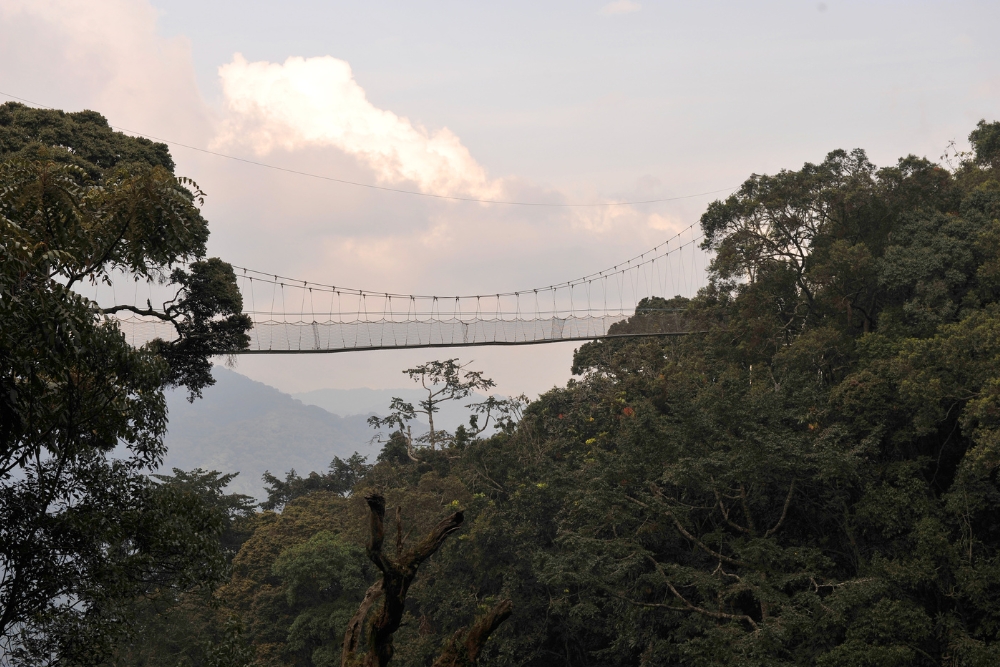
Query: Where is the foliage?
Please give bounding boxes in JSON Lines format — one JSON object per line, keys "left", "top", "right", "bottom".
{"left": 106, "top": 469, "right": 259, "bottom": 667}
{"left": 273, "top": 532, "right": 373, "bottom": 667}
{"left": 149, "top": 258, "right": 253, "bottom": 398}
{"left": 367, "top": 360, "right": 492, "bottom": 456}
{"left": 0, "top": 102, "right": 174, "bottom": 178}
{"left": 221, "top": 492, "right": 366, "bottom": 666}
{"left": 262, "top": 454, "right": 374, "bottom": 511}
{"left": 152, "top": 468, "right": 258, "bottom": 558}
{"left": 0, "top": 103, "right": 249, "bottom": 663}
{"left": 367, "top": 360, "right": 527, "bottom": 463}
{"left": 969, "top": 120, "right": 1000, "bottom": 170}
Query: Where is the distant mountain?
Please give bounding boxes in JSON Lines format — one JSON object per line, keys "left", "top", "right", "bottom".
{"left": 291, "top": 387, "right": 423, "bottom": 418}
{"left": 292, "top": 387, "right": 488, "bottom": 432}
{"left": 162, "top": 367, "right": 378, "bottom": 500}
{"left": 160, "top": 368, "right": 497, "bottom": 500}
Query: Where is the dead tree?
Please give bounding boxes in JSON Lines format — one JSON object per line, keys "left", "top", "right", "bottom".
{"left": 341, "top": 492, "right": 512, "bottom": 667}
{"left": 431, "top": 599, "right": 514, "bottom": 667}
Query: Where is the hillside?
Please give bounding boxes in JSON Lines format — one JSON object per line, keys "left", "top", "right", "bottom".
{"left": 162, "top": 367, "right": 378, "bottom": 499}
{"left": 292, "top": 386, "right": 487, "bottom": 430}
{"left": 161, "top": 369, "right": 493, "bottom": 499}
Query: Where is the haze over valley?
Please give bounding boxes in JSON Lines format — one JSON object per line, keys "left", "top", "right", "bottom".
{"left": 163, "top": 366, "right": 487, "bottom": 499}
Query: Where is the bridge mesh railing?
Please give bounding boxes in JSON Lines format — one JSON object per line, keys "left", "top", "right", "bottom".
{"left": 248, "top": 315, "right": 628, "bottom": 351}
{"left": 112, "top": 310, "right": 694, "bottom": 353}
{"left": 101, "top": 225, "right": 708, "bottom": 353}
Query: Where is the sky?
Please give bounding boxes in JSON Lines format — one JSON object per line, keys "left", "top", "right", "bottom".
{"left": 2, "top": 0, "right": 999, "bottom": 397}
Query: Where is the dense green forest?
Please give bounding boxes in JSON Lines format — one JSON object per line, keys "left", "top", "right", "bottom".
{"left": 4, "top": 101, "right": 1000, "bottom": 665}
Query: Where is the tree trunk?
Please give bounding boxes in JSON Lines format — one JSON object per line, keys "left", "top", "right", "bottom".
{"left": 426, "top": 387, "right": 436, "bottom": 449}
{"left": 431, "top": 599, "right": 514, "bottom": 667}
{"left": 343, "top": 492, "right": 496, "bottom": 667}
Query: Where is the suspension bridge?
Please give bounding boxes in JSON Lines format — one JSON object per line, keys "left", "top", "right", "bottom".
{"left": 103, "top": 226, "right": 709, "bottom": 354}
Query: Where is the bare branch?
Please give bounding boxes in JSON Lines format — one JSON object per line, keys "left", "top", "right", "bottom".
{"left": 647, "top": 556, "right": 759, "bottom": 631}
{"left": 614, "top": 593, "right": 686, "bottom": 611}
{"left": 340, "top": 579, "right": 382, "bottom": 665}
{"left": 340, "top": 581, "right": 383, "bottom": 666}
{"left": 395, "top": 506, "right": 403, "bottom": 556}
{"left": 365, "top": 493, "right": 391, "bottom": 574}
{"left": 738, "top": 485, "right": 756, "bottom": 534}
{"left": 405, "top": 426, "right": 419, "bottom": 462}
{"left": 344, "top": 492, "right": 466, "bottom": 667}
{"left": 463, "top": 599, "right": 513, "bottom": 662}
{"left": 765, "top": 480, "right": 795, "bottom": 538}
{"left": 646, "top": 487, "right": 748, "bottom": 568}
{"left": 713, "top": 487, "right": 752, "bottom": 535}
{"left": 400, "top": 509, "right": 464, "bottom": 570}
{"left": 99, "top": 304, "right": 173, "bottom": 321}
{"left": 432, "top": 599, "right": 514, "bottom": 667}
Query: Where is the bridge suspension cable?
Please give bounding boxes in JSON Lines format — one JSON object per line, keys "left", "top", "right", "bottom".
{"left": 101, "top": 225, "right": 709, "bottom": 353}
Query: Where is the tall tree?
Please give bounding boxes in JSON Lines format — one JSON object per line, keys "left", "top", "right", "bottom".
{"left": 368, "top": 359, "right": 526, "bottom": 462}
{"left": 0, "top": 103, "right": 250, "bottom": 663}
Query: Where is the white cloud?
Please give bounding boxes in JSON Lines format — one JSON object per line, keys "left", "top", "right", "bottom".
{"left": 213, "top": 54, "right": 502, "bottom": 199}
{"left": 647, "top": 212, "right": 684, "bottom": 232}
{"left": 600, "top": 0, "right": 642, "bottom": 15}
{"left": 0, "top": 0, "right": 209, "bottom": 139}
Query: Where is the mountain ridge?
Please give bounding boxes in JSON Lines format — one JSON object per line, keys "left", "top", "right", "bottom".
{"left": 162, "top": 367, "right": 378, "bottom": 500}
{"left": 161, "top": 368, "right": 487, "bottom": 500}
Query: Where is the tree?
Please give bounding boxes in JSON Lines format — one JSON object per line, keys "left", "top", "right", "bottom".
{"left": 0, "top": 103, "right": 250, "bottom": 663}
{"left": 151, "top": 468, "right": 258, "bottom": 558}
{"left": 262, "top": 454, "right": 374, "bottom": 511}
{"left": 274, "top": 532, "right": 375, "bottom": 667}
{"left": 0, "top": 102, "right": 174, "bottom": 178}
{"left": 340, "top": 492, "right": 511, "bottom": 667}
{"left": 969, "top": 119, "right": 1000, "bottom": 170}
{"left": 88, "top": 119, "right": 1000, "bottom": 666}
{"left": 0, "top": 102, "right": 251, "bottom": 397}
{"left": 368, "top": 360, "right": 526, "bottom": 462}
{"left": 107, "top": 470, "right": 258, "bottom": 667}
{"left": 543, "top": 132, "right": 1000, "bottom": 664}
{"left": 121, "top": 257, "right": 253, "bottom": 399}
{"left": 218, "top": 474, "right": 484, "bottom": 667}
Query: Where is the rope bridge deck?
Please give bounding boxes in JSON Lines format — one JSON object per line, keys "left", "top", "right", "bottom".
{"left": 114, "top": 310, "right": 697, "bottom": 353}
{"left": 102, "top": 226, "right": 709, "bottom": 354}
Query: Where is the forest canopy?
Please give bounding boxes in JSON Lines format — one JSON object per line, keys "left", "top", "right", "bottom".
{"left": 5, "top": 108, "right": 1000, "bottom": 666}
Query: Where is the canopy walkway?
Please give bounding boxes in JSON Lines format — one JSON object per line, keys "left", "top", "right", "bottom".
{"left": 106, "top": 226, "right": 709, "bottom": 353}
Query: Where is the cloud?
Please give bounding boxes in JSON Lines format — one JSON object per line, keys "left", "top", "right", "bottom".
{"left": 196, "top": 53, "right": 688, "bottom": 299}
{"left": 600, "top": 1, "right": 642, "bottom": 15}
{"left": 0, "top": 0, "right": 693, "bottom": 292}
{"left": 0, "top": 0, "right": 209, "bottom": 139}
{"left": 214, "top": 54, "right": 501, "bottom": 199}
{"left": 647, "top": 212, "right": 684, "bottom": 232}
